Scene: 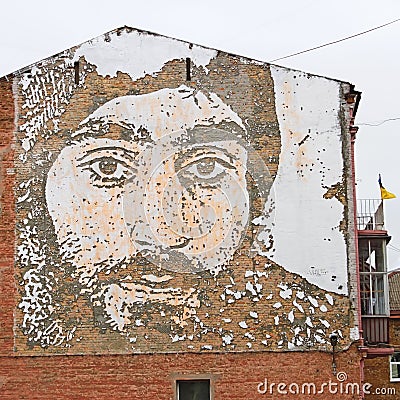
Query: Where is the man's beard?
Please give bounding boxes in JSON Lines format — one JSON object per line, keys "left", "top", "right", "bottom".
{"left": 76, "top": 253, "right": 208, "bottom": 333}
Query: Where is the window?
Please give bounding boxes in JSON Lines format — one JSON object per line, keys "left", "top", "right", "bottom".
{"left": 359, "top": 238, "right": 389, "bottom": 316}
{"left": 390, "top": 353, "right": 400, "bottom": 382}
{"left": 177, "top": 379, "right": 210, "bottom": 400}
{"left": 360, "top": 273, "right": 387, "bottom": 315}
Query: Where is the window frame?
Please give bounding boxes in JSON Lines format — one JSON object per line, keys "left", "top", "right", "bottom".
{"left": 390, "top": 352, "right": 400, "bottom": 382}
{"left": 359, "top": 238, "right": 389, "bottom": 316}
{"left": 173, "top": 374, "right": 214, "bottom": 400}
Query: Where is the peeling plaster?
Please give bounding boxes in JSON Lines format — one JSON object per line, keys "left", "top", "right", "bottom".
{"left": 259, "top": 67, "right": 348, "bottom": 294}
{"left": 73, "top": 29, "right": 217, "bottom": 81}
{"left": 12, "top": 28, "right": 355, "bottom": 353}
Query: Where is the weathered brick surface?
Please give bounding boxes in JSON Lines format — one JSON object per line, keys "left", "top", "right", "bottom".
{"left": 10, "top": 47, "right": 355, "bottom": 355}
{"left": 0, "top": 26, "right": 363, "bottom": 399}
{"left": 362, "top": 319, "right": 400, "bottom": 399}
{"left": 0, "top": 78, "right": 15, "bottom": 356}
{"left": 0, "top": 345, "right": 362, "bottom": 399}
{"left": 364, "top": 356, "right": 399, "bottom": 399}
{"left": 389, "top": 318, "right": 400, "bottom": 345}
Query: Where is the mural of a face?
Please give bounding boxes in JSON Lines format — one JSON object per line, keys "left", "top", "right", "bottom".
{"left": 45, "top": 86, "right": 259, "bottom": 331}
{"left": 14, "top": 31, "right": 352, "bottom": 353}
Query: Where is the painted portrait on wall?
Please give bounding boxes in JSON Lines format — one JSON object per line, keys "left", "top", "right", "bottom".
{"left": 14, "top": 28, "right": 355, "bottom": 353}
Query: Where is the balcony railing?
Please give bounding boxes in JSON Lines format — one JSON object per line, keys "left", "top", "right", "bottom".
{"left": 362, "top": 316, "right": 389, "bottom": 344}
{"left": 357, "top": 199, "right": 385, "bottom": 231}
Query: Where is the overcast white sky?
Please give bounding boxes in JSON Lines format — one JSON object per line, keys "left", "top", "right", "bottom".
{"left": 1, "top": 0, "right": 400, "bottom": 267}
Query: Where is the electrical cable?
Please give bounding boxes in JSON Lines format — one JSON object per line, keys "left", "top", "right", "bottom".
{"left": 271, "top": 18, "right": 400, "bottom": 62}
{"left": 358, "top": 117, "right": 400, "bottom": 127}
{"left": 388, "top": 245, "right": 400, "bottom": 253}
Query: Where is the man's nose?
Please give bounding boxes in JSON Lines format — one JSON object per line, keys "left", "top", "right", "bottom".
{"left": 122, "top": 185, "right": 156, "bottom": 248}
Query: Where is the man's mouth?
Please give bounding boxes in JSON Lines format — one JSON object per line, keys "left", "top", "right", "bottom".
{"left": 97, "top": 280, "right": 201, "bottom": 331}
{"left": 169, "top": 237, "right": 192, "bottom": 249}
{"left": 135, "top": 236, "right": 192, "bottom": 250}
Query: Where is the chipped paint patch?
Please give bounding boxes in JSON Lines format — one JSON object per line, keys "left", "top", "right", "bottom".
{"left": 258, "top": 67, "right": 348, "bottom": 294}
{"left": 73, "top": 29, "right": 217, "bottom": 81}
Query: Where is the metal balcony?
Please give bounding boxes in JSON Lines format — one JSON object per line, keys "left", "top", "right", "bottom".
{"left": 362, "top": 316, "right": 389, "bottom": 344}
{"left": 357, "top": 199, "right": 385, "bottom": 231}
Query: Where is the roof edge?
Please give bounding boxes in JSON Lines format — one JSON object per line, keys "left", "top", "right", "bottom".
{"left": 1, "top": 25, "right": 356, "bottom": 87}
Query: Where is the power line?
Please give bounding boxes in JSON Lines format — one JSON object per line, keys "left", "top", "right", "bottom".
{"left": 389, "top": 245, "right": 400, "bottom": 253}
{"left": 358, "top": 117, "right": 400, "bottom": 127}
{"left": 271, "top": 18, "right": 400, "bottom": 62}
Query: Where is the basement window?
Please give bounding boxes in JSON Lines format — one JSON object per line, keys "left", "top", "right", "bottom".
{"left": 176, "top": 379, "right": 210, "bottom": 400}
{"left": 390, "top": 353, "right": 400, "bottom": 382}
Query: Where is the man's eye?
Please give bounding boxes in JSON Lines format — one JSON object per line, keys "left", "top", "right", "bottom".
{"left": 89, "top": 157, "right": 129, "bottom": 183}
{"left": 180, "top": 156, "right": 234, "bottom": 183}
{"left": 186, "top": 157, "right": 220, "bottom": 179}
{"left": 195, "top": 158, "right": 216, "bottom": 177}
{"left": 79, "top": 156, "right": 132, "bottom": 188}
{"left": 95, "top": 157, "right": 120, "bottom": 176}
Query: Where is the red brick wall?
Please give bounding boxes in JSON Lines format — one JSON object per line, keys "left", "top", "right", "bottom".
{"left": 0, "top": 28, "right": 363, "bottom": 399}
{"left": 362, "top": 319, "right": 400, "bottom": 399}
{"left": 389, "top": 318, "right": 400, "bottom": 345}
{"left": 9, "top": 47, "right": 355, "bottom": 355}
{"left": 0, "top": 345, "right": 362, "bottom": 399}
{"left": 363, "top": 356, "right": 399, "bottom": 399}
{"left": 0, "top": 78, "right": 15, "bottom": 356}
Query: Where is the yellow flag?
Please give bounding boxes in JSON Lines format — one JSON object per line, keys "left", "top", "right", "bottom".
{"left": 379, "top": 174, "right": 396, "bottom": 199}
{"left": 380, "top": 187, "right": 396, "bottom": 199}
